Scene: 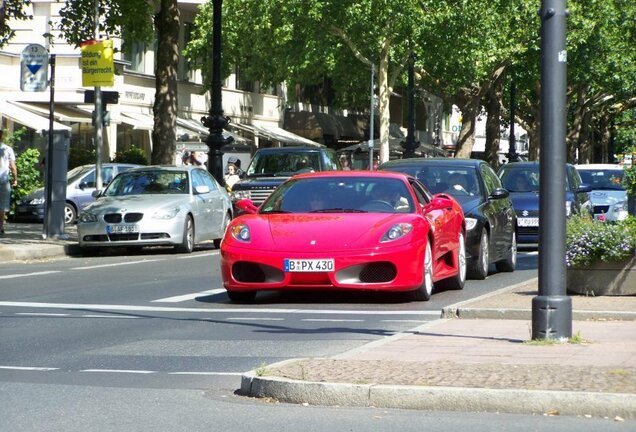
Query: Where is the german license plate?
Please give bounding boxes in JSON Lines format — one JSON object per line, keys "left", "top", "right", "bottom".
{"left": 284, "top": 259, "right": 334, "bottom": 272}
{"left": 107, "top": 224, "right": 139, "bottom": 234}
{"left": 517, "top": 217, "right": 539, "bottom": 227}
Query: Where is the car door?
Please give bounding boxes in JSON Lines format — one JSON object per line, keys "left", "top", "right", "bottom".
{"left": 410, "top": 179, "right": 453, "bottom": 261}
{"left": 480, "top": 163, "right": 515, "bottom": 260}
{"left": 191, "top": 169, "right": 222, "bottom": 239}
{"left": 199, "top": 169, "right": 226, "bottom": 237}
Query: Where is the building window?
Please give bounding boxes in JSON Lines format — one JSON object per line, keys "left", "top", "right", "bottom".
{"left": 236, "top": 66, "right": 254, "bottom": 92}
{"left": 123, "top": 40, "right": 146, "bottom": 73}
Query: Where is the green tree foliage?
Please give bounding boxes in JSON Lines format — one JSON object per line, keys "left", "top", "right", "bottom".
{"left": 10, "top": 148, "right": 42, "bottom": 216}
{"left": 0, "top": 0, "right": 32, "bottom": 47}
{"left": 112, "top": 146, "right": 148, "bottom": 165}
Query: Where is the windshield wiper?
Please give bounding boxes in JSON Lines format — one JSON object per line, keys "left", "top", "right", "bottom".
{"left": 310, "top": 208, "right": 367, "bottom": 213}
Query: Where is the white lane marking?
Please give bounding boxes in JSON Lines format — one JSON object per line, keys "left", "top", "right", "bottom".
{"left": 15, "top": 313, "right": 69, "bottom": 317}
{"left": 381, "top": 319, "right": 429, "bottom": 323}
{"left": 168, "top": 371, "right": 243, "bottom": 376}
{"left": 0, "top": 271, "right": 62, "bottom": 280}
{"left": 302, "top": 319, "right": 364, "bottom": 322}
{"left": 81, "top": 315, "right": 140, "bottom": 319}
{"left": 0, "top": 366, "right": 59, "bottom": 371}
{"left": 71, "top": 259, "right": 163, "bottom": 270}
{"left": 226, "top": 317, "right": 284, "bottom": 321}
{"left": 81, "top": 369, "right": 155, "bottom": 374}
{"left": 152, "top": 289, "right": 226, "bottom": 303}
{"left": 0, "top": 301, "right": 438, "bottom": 316}
{"left": 177, "top": 251, "right": 219, "bottom": 259}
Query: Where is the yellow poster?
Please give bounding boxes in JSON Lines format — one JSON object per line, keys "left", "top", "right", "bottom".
{"left": 81, "top": 40, "right": 114, "bottom": 87}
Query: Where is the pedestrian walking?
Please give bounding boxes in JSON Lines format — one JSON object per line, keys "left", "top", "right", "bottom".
{"left": 0, "top": 130, "right": 18, "bottom": 235}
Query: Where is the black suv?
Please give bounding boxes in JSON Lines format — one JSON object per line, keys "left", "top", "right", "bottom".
{"left": 230, "top": 146, "right": 341, "bottom": 208}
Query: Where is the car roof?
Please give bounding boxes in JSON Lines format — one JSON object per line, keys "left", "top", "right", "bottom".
{"left": 125, "top": 165, "right": 200, "bottom": 172}
{"left": 575, "top": 163, "right": 623, "bottom": 170}
{"left": 292, "top": 169, "right": 412, "bottom": 181}
{"left": 379, "top": 157, "right": 484, "bottom": 168}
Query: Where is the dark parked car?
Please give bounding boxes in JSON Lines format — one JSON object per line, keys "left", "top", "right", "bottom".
{"left": 498, "top": 161, "right": 592, "bottom": 244}
{"left": 230, "top": 146, "right": 341, "bottom": 209}
{"left": 15, "top": 163, "right": 141, "bottom": 224}
{"left": 379, "top": 158, "right": 517, "bottom": 279}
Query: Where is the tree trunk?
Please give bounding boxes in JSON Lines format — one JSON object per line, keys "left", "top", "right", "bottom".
{"left": 377, "top": 39, "right": 391, "bottom": 164}
{"left": 453, "top": 90, "right": 480, "bottom": 158}
{"left": 484, "top": 81, "right": 503, "bottom": 169}
{"left": 151, "top": 0, "right": 180, "bottom": 165}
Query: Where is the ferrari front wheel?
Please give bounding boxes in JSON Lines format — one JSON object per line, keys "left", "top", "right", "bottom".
{"left": 439, "top": 231, "right": 466, "bottom": 291}
{"left": 413, "top": 242, "right": 434, "bottom": 301}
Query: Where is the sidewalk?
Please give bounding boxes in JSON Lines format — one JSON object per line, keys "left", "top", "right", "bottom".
{"left": 241, "top": 280, "right": 636, "bottom": 419}
{"left": 0, "top": 221, "right": 80, "bottom": 261}
{"left": 1, "top": 224, "right": 635, "bottom": 419}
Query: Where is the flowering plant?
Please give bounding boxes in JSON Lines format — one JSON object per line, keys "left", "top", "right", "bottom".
{"left": 566, "top": 215, "right": 636, "bottom": 268}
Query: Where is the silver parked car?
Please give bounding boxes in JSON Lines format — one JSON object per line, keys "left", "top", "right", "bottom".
{"left": 77, "top": 165, "right": 233, "bottom": 253}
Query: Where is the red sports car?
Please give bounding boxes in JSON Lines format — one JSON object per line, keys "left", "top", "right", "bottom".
{"left": 219, "top": 171, "right": 466, "bottom": 302}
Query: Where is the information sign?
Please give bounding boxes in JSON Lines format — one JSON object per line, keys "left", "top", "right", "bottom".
{"left": 20, "top": 44, "right": 49, "bottom": 92}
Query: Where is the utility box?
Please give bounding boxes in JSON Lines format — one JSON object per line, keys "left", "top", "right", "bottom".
{"left": 44, "top": 130, "right": 70, "bottom": 238}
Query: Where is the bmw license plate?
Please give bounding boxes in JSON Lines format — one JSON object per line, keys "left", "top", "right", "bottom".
{"left": 517, "top": 217, "right": 539, "bottom": 227}
{"left": 107, "top": 224, "right": 139, "bottom": 234}
{"left": 284, "top": 259, "right": 334, "bottom": 272}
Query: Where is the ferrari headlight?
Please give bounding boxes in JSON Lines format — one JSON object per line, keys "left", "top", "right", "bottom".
{"left": 381, "top": 223, "right": 413, "bottom": 243}
{"left": 79, "top": 212, "right": 98, "bottom": 223}
{"left": 230, "top": 224, "right": 251, "bottom": 242}
{"left": 565, "top": 201, "right": 572, "bottom": 217}
{"left": 30, "top": 197, "right": 45, "bottom": 205}
{"left": 152, "top": 207, "right": 180, "bottom": 219}
{"left": 465, "top": 217, "right": 478, "bottom": 231}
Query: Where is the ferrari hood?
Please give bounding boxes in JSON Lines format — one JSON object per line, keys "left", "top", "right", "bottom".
{"left": 260, "top": 213, "right": 406, "bottom": 252}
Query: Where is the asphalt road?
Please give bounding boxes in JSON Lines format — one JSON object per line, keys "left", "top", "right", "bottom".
{"left": 4, "top": 250, "right": 622, "bottom": 431}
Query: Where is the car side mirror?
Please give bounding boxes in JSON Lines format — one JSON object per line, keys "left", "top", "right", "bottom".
{"left": 91, "top": 189, "right": 102, "bottom": 198}
{"left": 489, "top": 188, "right": 510, "bottom": 200}
{"left": 578, "top": 183, "right": 592, "bottom": 193}
{"left": 79, "top": 182, "right": 88, "bottom": 190}
{"left": 236, "top": 199, "right": 258, "bottom": 214}
{"left": 194, "top": 185, "right": 211, "bottom": 194}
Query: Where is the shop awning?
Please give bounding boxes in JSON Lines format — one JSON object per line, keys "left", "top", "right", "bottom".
{"left": 0, "top": 100, "right": 71, "bottom": 132}
{"left": 176, "top": 117, "right": 248, "bottom": 144}
{"left": 120, "top": 111, "right": 154, "bottom": 130}
{"left": 284, "top": 111, "right": 364, "bottom": 140}
{"left": 12, "top": 102, "right": 93, "bottom": 124}
{"left": 229, "top": 122, "right": 322, "bottom": 147}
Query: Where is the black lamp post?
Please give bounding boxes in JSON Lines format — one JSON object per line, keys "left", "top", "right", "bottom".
{"left": 508, "top": 78, "right": 518, "bottom": 162}
{"left": 202, "top": 0, "right": 233, "bottom": 183}
{"left": 532, "top": 0, "right": 572, "bottom": 341}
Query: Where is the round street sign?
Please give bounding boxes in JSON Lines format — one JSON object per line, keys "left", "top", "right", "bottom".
{"left": 20, "top": 44, "right": 49, "bottom": 92}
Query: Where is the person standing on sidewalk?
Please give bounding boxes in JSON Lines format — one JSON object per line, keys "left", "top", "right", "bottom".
{"left": 0, "top": 130, "right": 18, "bottom": 235}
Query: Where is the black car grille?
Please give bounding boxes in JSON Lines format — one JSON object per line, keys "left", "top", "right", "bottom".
{"left": 232, "top": 262, "right": 284, "bottom": 283}
{"left": 359, "top": 262, "right": 397, "bottom": 283}
{"left": 594, "top": 205, "right": 610, "bottom": 214}
{"left": 104, "top": 212, "right": 144, "bottom": 223}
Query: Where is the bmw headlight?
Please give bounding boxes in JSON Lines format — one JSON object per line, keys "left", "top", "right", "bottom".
{"left": 230, "top": 224, "right": 251, "bottom": 242}
{"left": 565, "top": 201, "right": 572, "bottom": 217}
{"left": 465, "top": 217, "right": 478, "bottom": 231}
{"left": 152, "top": 207, "right": 180, "bottom": 219}
{"left": 79, "top": 212, "right": 98, "bottom": 223}
{"left": 30, "top": 197, "right": 45, "bottom": 205}
{"left": 381, "top": 223, "right": 413, "bottom": 243}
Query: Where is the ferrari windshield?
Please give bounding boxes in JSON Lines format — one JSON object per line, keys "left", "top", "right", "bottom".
{"left": 260, "top": 176, "right": 415, "bottom": 214}
{"left": 104, "top": 170, "right": 189, "bottom": 196}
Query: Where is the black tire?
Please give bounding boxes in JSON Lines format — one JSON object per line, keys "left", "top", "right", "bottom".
{"left": 413, "top": 242, "right": 434, "bottom": 301}
{"left": 64, "top": 203, "right": 77, "bottom": 224}
{"left": 227, "top": 290, "right": 257, "bottom": 303}
{"left": 496, "top": 231, "right": 517, "bottom": 272}
{"left": 213, "top": 212, "right": 231, "bottom": 249}
{"left": 439, "top": 232, "right": 466, "bottom": 290}
{"left": 468, "top": 228, "right": 489, "bottom": 280}
{"left": 176, "top": 215, "right": 194, "bottom": 253}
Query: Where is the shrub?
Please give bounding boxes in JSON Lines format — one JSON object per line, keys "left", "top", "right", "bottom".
{"left": 10, "top": 148, "right": 44, "bottom": 216}
{"left": 112, "top": 146, "right": 148, "bottom": 165}
{"left": 68, "top": 148, "right": 96, "bottom": 169}
{"left": 565, "top": 215, "right": 636, "bottom": 268}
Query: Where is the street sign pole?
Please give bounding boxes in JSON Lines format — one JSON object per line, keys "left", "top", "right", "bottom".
{"left": 93, "top": 0, "right": 103, "bottom": 191}
{"left": 532, "top": 0, "right": 572, "bottom": 340}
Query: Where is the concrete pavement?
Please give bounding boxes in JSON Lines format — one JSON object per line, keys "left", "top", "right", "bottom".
{"left": 1, "top": 222, "right": 635, "bottom": 419}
